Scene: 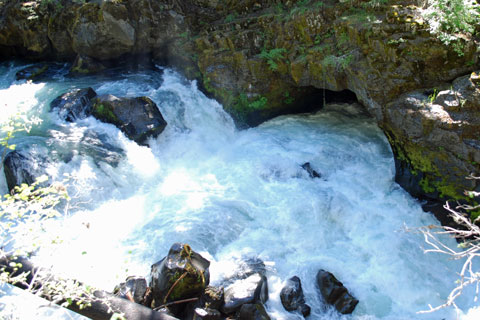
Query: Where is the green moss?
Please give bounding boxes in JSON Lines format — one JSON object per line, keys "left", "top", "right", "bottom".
{"left": 92, "top": 103, "right": 119, "bottom": 125}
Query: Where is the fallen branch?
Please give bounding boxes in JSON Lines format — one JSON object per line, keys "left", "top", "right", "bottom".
{"left": 0, "top": 256, "right": 179, "bottom": 320}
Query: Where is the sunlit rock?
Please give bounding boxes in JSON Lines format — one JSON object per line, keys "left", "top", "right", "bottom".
{"left": 3, "top": 149, "right": 51, "bottom": 192}
{"left": 193, "top": 307, "right": 222, "bottom": 320}
{"left": 149, "top": 243, "right": 210, "bottom": 309}
{"left": 50, "top": 88, "right": 97, "bottom": 122}
{"left": 316, "top": 269, "right": 358, "bottom": 315}
{"left": 113, "top": 276, "right": 148, "bottom": 305}
{"left": 222, "top": 273, "right": 268, "bottom": 315}
{"left": 92, "top": 94, "right": 167, "bottom": 146}
{"left": 280, "top": 276, "right": 310, "bottom": 317}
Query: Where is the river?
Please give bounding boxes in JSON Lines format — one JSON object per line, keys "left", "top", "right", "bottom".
{"left": 0, "top": 61, "right": 478, "bottom": 319}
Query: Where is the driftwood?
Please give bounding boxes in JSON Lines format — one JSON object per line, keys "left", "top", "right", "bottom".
{"left": 0, "top": 256, "right": 179, "bottom": 320}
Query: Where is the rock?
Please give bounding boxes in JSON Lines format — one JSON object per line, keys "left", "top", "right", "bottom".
{"left": 149, "top": 243, "right": 210, "bottom": 308}
{"left": 3, "top": 149, "right": 51, "bottom": 192}
{"left": 15, "top": 63, "right": 67, "bottom": 82}
{"left": 92, "top": 94, "right": 167, "bottom": 145}
{"left": 201, "top": 286, "right": 224, "bottom": 310}
{"left": 316, "top": 270, "right": 358, "bottom": 315}
{"left": 50, "top": 88, "right": 97, "bottom": 122}
{"left": 239, "top": 303, "right": 271, "bottom": 320}
{"left": 71, "top": 1, "right": 135, "bottom": 60}
{"left": 280, "top": 276, "right": 310, "bottom": 317}
{"left": 222, "top": 273, "right": 268, "bottom": 315}
{"left": 15, "top": 64, "right": 49, "bottom": 81}
{"left": 113, "top": 276, "right": 148, "bottom": 305}
{"left": 384, "top": 72, "right": 480, "bottom": 206}
{"left": 193, "top": 307, "right": 222, "bottom": 320}
{"left": 301, "top": 162, "right": 321, "bottom": 179}
{"left": 70, "top": 54, "right": 107, "bottom": 75}
{"left": 224, "top": 257, "right": 267, "bottom": 284}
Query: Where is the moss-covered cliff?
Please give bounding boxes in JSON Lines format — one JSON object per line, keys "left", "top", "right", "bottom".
{"left": 1, "top": 0, "right": 479, "bottom": 206}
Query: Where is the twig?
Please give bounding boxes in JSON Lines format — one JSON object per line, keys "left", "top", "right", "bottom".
{"left": 153, "top": 297, "right": 198, "bottom": 311}
{"left": 163, "top": 271, "right": 188, "bottom": 303}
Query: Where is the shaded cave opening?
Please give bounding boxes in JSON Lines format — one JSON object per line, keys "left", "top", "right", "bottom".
{"left": 242, "top": 87, "right": 359, "bottom": 127}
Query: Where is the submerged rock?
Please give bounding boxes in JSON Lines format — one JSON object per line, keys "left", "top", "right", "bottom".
{"left": 50, "top": 87, "right": 97, "bottom": 122}
{"left": 149, "top": 243, "right": 210, "bottom": 308}
{"left": 92, "top": 94, "right": 167, "bottom": 145}
{"left": 316, "top": 269, "right": 358, "bottom": 315}
{"left": 301, "top": 162, "right": 321, "bottom": 179}
{"left": 15, "top": 63, "right": 49, "bottom": 81}
{"left": 280, "top": 276, "right": 310, "bottom": 317}
{"left": 15, "top": 63, "right": 67, "bottom": 82}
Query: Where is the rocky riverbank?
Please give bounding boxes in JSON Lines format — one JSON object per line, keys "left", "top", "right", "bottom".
{"left": 1, "top": 0, "right": 479, "bottom": 215}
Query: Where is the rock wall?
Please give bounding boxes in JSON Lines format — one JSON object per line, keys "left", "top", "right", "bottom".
{"left": 1, "top": 0, "right": 479, "bottom": 206}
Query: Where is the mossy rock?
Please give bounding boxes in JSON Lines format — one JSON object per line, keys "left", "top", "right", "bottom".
{"left": 149, "top": 243, "right": 210, "bottom": 308}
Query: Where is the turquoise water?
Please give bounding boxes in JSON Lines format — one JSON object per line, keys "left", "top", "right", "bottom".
{"left": 0, "top": 61, "right": 477, "bottom": 319}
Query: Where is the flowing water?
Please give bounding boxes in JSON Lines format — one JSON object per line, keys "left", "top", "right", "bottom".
{"left": 0, "top": 61, "right": 478, "bottom": 319}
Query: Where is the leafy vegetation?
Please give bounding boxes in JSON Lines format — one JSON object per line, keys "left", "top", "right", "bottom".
{"left": 0, "top": 114, "right": 103, "bottom": 317}
{"left": 259, "top": 48, "right": 287, "bottom": 71}
{"left": 423, "top": 0, "right": 480, "bottom": 56}
{"left": 236, "top": 93, "right": 268, "bottom": 110}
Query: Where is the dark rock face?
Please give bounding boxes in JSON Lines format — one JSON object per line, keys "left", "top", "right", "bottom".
{"left": 301, "top": 162, "right": 321, "bottom": 179}
{"left": 280, "top": 276, "right": 310, "bottom": 317}
{"left": 222, "top": 273, "right": 268, "bottom": 315}
{"left": 113, "top": 276, "right": 148, "bottom": 305}
{"left": 239, "top": 303, "right": 271, "bottom": 320}
{"left": 316, "top": 269, "right": 358, "bottom": 315}
{"left": 50, "top": 88, "right": 97, "bottom": 122}
{"left": 149, "top": 243, "right": 210, "bottom": 308}
{"left": 70, "top": 54, "right": 107, "bottom": 74}
{"left": 92, "top": 94, "right": 167, "bottom": 145}
{"left": 3, "top": 149, "right": 51, "bottom": 192}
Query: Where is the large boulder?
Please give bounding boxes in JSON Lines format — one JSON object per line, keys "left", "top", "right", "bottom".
{"left": 316, "top": 270, "right": 358, "bottom": 315}
{"left": 92, "top": 94, "right": 167, "bottom": 145}
{"left": 280, "top": 276, "right": 310, "bottom": 317}
{"left": 50, "top": 88, "right": 97, "bottom": 122}
{"left": 71, "top": 1, "right": 135, "bottom": 60}
{"left": 149, "top": 243, "right": 210, "bottom": 308}
{"left": 383, "top": 72, "right": 480, "bottom": 205}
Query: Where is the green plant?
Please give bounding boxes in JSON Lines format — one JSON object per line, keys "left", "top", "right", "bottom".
{"left": 249, "top": 96, "right": 268, "bottom": 109}
{"left": 284, "top": 92, "right": 294, "bottom": 105}
{"left": 260, "top": 48, "right": 287, "bottom": 71}
{"left": 224, "top": 13, "right": 237, "bottom": 23}
{"left": 423, "top": 0, "right": 480, "bottom": 56}
{"left": 235, "top": 93, "right": 268, "bottom": 110}
{"left": 428, "top": 88, "right": 439, "bottom": 103}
